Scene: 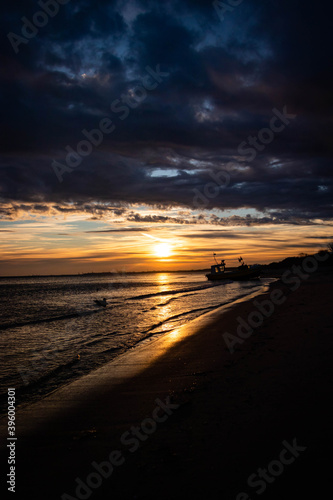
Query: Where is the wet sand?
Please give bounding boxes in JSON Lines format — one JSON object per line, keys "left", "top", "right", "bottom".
{"left": 1, "top": 270, "right": 332, "bottom": 499}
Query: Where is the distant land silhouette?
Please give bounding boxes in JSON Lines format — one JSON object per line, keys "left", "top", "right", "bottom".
{"left": 0, "top": 248, "right": 332, "bottom": 278}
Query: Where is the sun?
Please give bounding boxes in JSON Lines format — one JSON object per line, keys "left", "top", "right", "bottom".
{"left": 154, "top": 242, "right": 172, "bottom": 258}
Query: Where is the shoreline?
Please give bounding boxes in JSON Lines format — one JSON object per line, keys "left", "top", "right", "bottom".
{"left": 1, "top": 271, "right": 332, "bottom": 499}
{"left": 0, "top": 281, "right": 270, "bottom": 428}
{"left": 0, "top": 278, "right": 270, "bottom": 416}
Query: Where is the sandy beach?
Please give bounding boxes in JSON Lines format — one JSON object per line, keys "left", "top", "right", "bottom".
{"left": 1, "top": 269, "right": 332, "bottom": 499}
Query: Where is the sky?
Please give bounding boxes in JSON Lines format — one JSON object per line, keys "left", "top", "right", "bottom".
{"left": 0, "top": 0, "right": 332, "bottom": 275}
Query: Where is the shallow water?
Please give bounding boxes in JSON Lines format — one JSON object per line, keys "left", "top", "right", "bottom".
{"left": 0, "top": 272, "right": 273, "bottom": 412}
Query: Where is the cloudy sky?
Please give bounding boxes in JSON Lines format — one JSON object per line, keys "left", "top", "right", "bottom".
{"left": 0, "top": 0, "right": 332, "bottom": 275}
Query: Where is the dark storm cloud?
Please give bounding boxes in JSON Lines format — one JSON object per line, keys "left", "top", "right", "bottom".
{"left": 0, "top": 0, "right": 332, "bottom": 222}
{"left": 307, "top": 235, "right": 333, "bottom": 240}
{"left": 123, "top": 210, "right": 321, "bottom": 227}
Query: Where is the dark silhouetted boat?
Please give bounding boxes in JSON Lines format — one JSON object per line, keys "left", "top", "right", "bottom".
{"left": 206, "top": 255, "right": 261, "bottom": 281}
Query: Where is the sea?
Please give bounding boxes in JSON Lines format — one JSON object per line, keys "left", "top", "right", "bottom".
{"left": 0, "top": 272, "right": 273, "bottom": 414}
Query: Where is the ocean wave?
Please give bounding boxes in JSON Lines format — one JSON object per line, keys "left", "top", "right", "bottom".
{"left": 0, "top": 307, "right": 106, "bottom": 331}
{"left": 128, "top": 281, "right": 231, "bottom": 301}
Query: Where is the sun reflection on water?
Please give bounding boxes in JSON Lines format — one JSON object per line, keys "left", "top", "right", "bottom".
{"left": 156, "top": 273, "right": 169, "bottom": 284}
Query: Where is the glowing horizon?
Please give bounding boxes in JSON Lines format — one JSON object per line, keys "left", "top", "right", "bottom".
{"left": 0, "top": 211, "right": 331, "bottom": 276}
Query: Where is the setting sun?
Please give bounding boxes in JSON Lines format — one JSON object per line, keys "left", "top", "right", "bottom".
{"left": 154, "top": 242, "right": 172, "bottom": 258}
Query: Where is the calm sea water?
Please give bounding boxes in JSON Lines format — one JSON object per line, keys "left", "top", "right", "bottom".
{"left": 0, "top": 272, "right": 272, "bottom": 413}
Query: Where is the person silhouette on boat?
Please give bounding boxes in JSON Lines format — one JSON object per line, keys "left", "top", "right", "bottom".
{"left": 238, "top": 256, "right": 246, "bottom": 268}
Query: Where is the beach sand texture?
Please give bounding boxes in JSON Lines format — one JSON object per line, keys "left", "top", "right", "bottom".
{"left": 1, "top": 270, "right": 332, "bottom": 499}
